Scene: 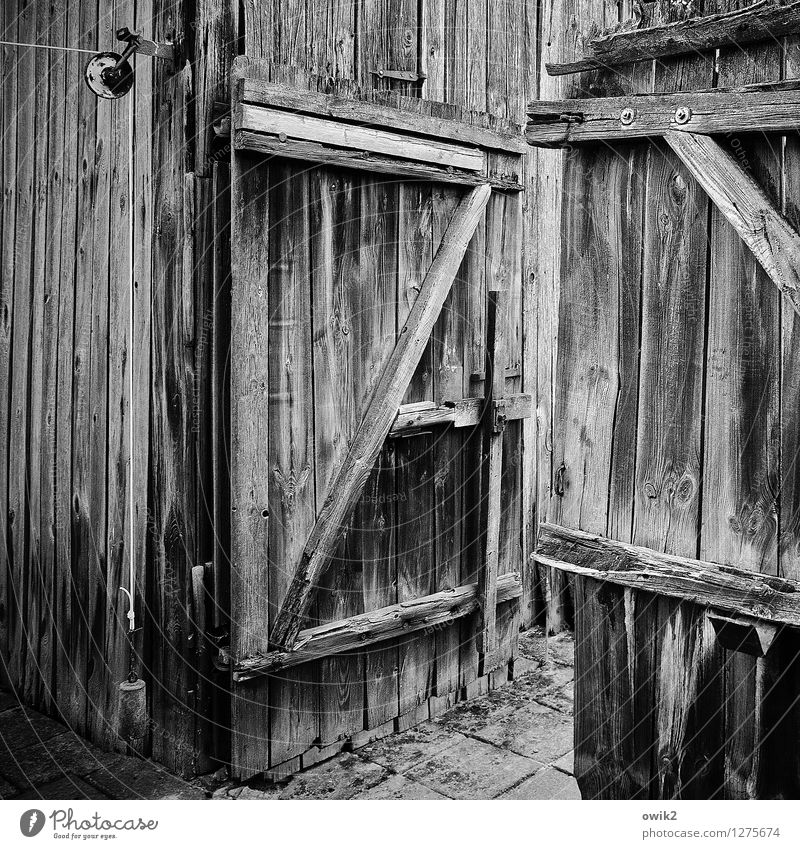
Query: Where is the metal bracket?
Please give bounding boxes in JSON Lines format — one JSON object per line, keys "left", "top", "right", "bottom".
{"left": 370, "top": 68, "right": 427, "bottom": 83}
{"left": 116, "top": 26, "right": 178, "bottom": 66}
{"left": 492, "top": 398, "right": 507, "bottom": 434}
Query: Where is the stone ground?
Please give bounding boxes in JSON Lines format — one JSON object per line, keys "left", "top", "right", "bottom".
{"left": 0, "top": 628, "right": 578, "bottom": 801}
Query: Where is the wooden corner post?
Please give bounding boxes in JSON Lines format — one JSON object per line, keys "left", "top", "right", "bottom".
{"left": 269, "top": 183, "right": 492, "bottom": 650}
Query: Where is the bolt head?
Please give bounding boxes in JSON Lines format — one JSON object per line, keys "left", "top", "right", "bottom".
{"left": 674, "top": 106, "right": 692, "bottom": 125}
{"left": 620, "top": 107, "right": 636, "bottom": 126}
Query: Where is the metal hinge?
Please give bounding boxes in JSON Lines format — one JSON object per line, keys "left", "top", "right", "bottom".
{"left": 370, "top": 68, "right": 428, "bottom": 83}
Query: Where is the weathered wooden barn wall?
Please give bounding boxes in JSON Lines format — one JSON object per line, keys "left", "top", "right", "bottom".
{"left": 1, "top": 0, "right": 542, "bottom": 780}
{"left": 228, "top": 0, "right": 540, "bottom": 777}
{"left": 0, "top": 0, "right": 229, "bottom": 777}
{"left": 542, "top": 0, "right": 800, "bottom": 798}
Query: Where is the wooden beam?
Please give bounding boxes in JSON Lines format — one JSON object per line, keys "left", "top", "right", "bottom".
{"left": 535, "top": 523, "right": 800, "bottom": 627}
{"left": 477, "top": 290, "right": 508, "bottom": 660}
{"left": 236, "top": 103, "right": 485, "bottom": 171}
{"left": 233, "top": 572, "right": 522, "bottom": 681}
{"left": 234, "top": 131, "right": 522, "bottom": 191}
{"left": 525, "top": 82, "right": 800, "bottom": 147}
{"left": 665, "top": 131, "right": 800, "bottom": 317}
{"left": 269, "top": 184, "right": 493, "bottom": 650}
{"left": 238, "top": 78, "right": 528, "bottom": 154}
{"left": 546, "top": 0, "right": 800, "bottom": 76}
{"left": 389, "top": 393, "right": 532, "bottom": 436}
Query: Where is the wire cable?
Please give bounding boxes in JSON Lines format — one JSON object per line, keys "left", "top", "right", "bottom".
{"left": 0, "top": 39, "right": 95, "bottom": 55}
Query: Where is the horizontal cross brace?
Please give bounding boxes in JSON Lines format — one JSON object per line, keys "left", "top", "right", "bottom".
{"left": 233, "top": 79, "right": 523, "bottom": 190}
{"left": 526, "top": 81, "right": 800, "bottom": 147}
{"left": 389, "top": 393, "right": 532, "bottom": 436}
{"left": 546, "top": 0, "right": 800, "bottom": 76}
{"left": 238, "top": 78, "right": 528, "bottom": 154}
{"left": 237, "top": 103, "right": 485, "bottom": 171}
{"left": 232, "top": 572, "right": 522, "bottom": 682}
{"left": 535, "top": 523, "right": 800, "bottom": 628}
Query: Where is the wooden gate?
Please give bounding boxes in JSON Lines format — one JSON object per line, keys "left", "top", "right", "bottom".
{"left": 529, "top": 0, "right": 800, "bottom": 800}
{"left": 227, "top": 59, "right": 530, "bottom": 778}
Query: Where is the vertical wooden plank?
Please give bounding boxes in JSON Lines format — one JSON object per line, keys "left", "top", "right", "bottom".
{"left": 520, "top": 0, "right": 540, "bottom": 628}
{"left": 701, "top": 29, "right": 781, "bottom": 801}
{"left": 91, "top": 0, "right": 132, "bottom": 749}
{"left": 308, "top": 0, "right": 356, "bottom": 78}
{"left": 21, "top": 0, "right": 54, "bottom": 710}
{"left": 6, "top": 0, "right": 37, "bottom": 704}
{"left": 537, "top": 0, "right": 618, "bottom": 633}
{"left": 194, "top": 0, "right": 235, "bottom": 178}
{"left": 782, "top": 35, "right": 800, "bottom": 586}
{"left": 267, "top": 162, "right": 317, "bottom": 766}
{"left": 130, "top": 0, "right": 153, "bottom": 755}
{"left": 634, "top": 4, "right": 721, "bottom": 799}
{"left": 211, "top": 160, "right": 232, "bottom": 762}
{"left": 0, "top": 0, "right": 15, "bottom": 684}
{"left": 229, "top": 149, "right": 271, "bottom": 778}
{"left": 776, "top": 30, "right": 800, "bottom": 798}
{"left": 358, "top": 0, "right": 418, "bottom": 92}
{"left": 311, "top": 165, "right": 365, "bottom": 745}
{"left": 52, "top": 0, "right": 79, "bottom": 728}
{"left": 430, "top": 159, "right": 463, "bottom": 700}
{"left": 573, "top": 578, "right": 640, "bottom": 799}
{"left": 359, "top": 180, "right": 399, "bottom": 729}
{"left": 148, "top": 11, "right": 196, "bottom": 772}
{"left": 395, "top": 171, "right": 435, "bottom": 719}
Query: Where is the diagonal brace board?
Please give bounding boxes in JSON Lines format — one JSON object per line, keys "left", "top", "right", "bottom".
{"left": 665, "top": 131, "right": 800, "bottom": 318}
{"left": 269, "top": 183, "right": 493, "bottom": 650}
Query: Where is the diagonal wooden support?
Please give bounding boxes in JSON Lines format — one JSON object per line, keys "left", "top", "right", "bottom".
{"left": 665, "top": 131, "right": 800, "bottom": 318}
{"left": 269, "top": 183, "right": 492, "bottom": 650}
{"left": 476, "top": 289, "right": 508, "bottom": 666}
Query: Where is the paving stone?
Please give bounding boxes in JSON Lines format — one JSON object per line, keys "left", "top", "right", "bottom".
{"left": 532, "top": 679, "right": 574, "bottom": 714}
{"left": 0, "top": 775, "right": 17, "bottom": 798}
{"left": 237, "top": 786, "right": 278, "bottom": 800}
{"left": 552, "top": 750, "right": 574, "bottom": 774}
{"left": 11, "top": 774, "right": 111, "bottom": 800}
{"left": 405, "top": 735, "right": 539, "bottom": 800}
{"left": 279, "top": 753, "right": 388, "bottom": 800}
{"left": 355, "top": 774, "right": 449, "bottom": 800}
{"left": 0, "top": 691, "right": 21, "bottom": 713}
{"left": 547, "top": 633, "right": 575, "bottom": 667}
{"left": 474, "top": 699, "right": 573, "bottom": 764}
{"left": 518, "top": 627, "right": 547, "bottom": 663}
{"left": 503, "top": 767, "right": 582, "bottom": 800}
{"left": 84, "top": 754, "right": 204, "bottom": 800}
{"left": 358, "top": 721, "right": 466, "bottom": 774}
{"left": 0, "top": 731, "right": 111, "bottom": 790}
{"left": 511, "top": 656, "right": 541, "bottom": 678}
{"left": 0, "top": 707, "right": 68, "bottom": 751}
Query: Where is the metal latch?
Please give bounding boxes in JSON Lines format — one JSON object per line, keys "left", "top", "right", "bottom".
{"left": 371, "top": 68, "right": 428, "bottom": 83}
{"left": 492, "top": 398, "right": 507, "bottom": 434}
